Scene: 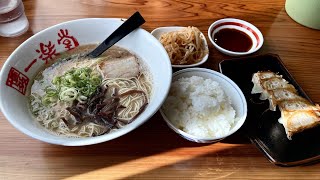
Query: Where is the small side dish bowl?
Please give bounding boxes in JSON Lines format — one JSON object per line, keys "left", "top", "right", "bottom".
{"left": 0, "top": 18, "right": 172, "bottom": 146}
{"left": 208, "top": 18, "right": 264, "bottom": 56}
{"left": 160, "top": 68, "right": 247, "bottom": 143}
{"left": 151, "top": 26, "right": 209, "bottom": 68}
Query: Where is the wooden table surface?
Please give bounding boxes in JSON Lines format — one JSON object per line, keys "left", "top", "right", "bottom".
{"left": 1, "top": 0, "right": 320, "bottom": 179}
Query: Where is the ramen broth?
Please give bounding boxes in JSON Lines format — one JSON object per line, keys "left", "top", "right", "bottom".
{"left": 29, "top": 45, "right": 152, "bottom": 137}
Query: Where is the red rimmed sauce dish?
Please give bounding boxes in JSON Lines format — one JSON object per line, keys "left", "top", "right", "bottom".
{"left": 208, "top": 18, "right": 264, "bottom": 56}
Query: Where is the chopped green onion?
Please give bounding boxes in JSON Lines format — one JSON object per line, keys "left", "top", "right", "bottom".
{"left": 42, "top": 67, "right": 102, "bottom": 105}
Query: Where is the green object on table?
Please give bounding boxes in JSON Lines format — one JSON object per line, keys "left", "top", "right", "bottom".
{"left": 285, "top": 0, "right": 320, "bottom": 30}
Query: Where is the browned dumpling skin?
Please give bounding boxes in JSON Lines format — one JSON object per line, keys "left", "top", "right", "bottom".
{"left": 251, "top": 71, "right": 320, "bottom": 139}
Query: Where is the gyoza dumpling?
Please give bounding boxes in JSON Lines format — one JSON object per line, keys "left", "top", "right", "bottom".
{"left": 252, "top": 71, "right": 320, "bottom": 140}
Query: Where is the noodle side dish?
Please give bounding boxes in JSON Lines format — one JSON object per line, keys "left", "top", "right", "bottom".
{"left": 159, "top": 26, "right": 208, "bottom": 65}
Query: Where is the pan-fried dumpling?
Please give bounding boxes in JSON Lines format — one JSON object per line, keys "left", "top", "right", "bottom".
{"left": 251, "top": 71, "right": 320, "bottom": 140}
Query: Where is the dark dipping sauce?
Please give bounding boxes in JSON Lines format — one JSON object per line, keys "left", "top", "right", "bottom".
{"left": 213, "top": 28, "right": 252, "bottom": 52}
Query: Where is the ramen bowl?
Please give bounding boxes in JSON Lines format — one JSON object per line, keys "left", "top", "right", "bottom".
{"left": 0, "top": 18, "right": 172, "bottom": 146}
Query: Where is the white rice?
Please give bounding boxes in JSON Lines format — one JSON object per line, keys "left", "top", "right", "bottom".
{"left": 162, "top": 76, "right": 237, "bottom": 138}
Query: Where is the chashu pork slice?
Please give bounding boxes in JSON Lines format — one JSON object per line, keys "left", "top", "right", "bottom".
{"left": 98, "top": 55, "right": 140, "bottom": 78}
{"left": 251, "top": 71, "right": 320, "bottom": 140}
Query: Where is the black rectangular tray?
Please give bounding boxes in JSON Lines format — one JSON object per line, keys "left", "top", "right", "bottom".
{"left": 219, "top": 54, "right": 320, "bottom": 166}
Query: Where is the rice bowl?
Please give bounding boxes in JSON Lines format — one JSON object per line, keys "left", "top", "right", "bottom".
{"left": 162, "top": 76, "right": 237, "bottom": 138}
{"left": 160, "top": 68, "right": 247, "bottom": 143}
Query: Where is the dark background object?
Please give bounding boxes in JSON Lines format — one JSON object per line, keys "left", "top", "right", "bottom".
{"left": 219, "top": 54, "right": 320, "bottom": 166}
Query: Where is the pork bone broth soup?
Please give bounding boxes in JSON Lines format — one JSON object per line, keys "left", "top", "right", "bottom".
{"left": 29, "top": 45, "right": 152, "bottom": 138}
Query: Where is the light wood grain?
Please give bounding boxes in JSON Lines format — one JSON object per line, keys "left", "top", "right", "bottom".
{"left": 1, "top": 0, "right": 320, "bottom": 179}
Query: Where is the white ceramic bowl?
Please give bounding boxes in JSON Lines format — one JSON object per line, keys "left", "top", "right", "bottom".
{"left": 208, "top": 18, "right": 264, "bottom": 56}
{"left": 151, "top": 26, "right": 209, "bottom": 68}
{"left": 0, "top": 18, "right": 172, "bottom": 146}
{"left": 160, "top": 68, "right": 247, "bottom": 143}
